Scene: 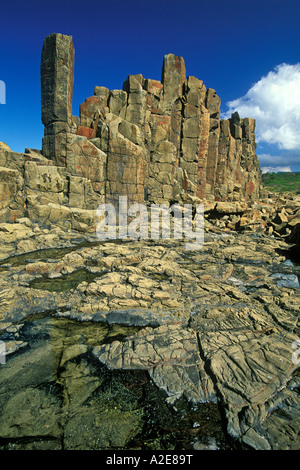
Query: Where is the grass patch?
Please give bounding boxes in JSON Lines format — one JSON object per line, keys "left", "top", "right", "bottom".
{"left": 262, "top": 172, "right": 300, "bottom": 193}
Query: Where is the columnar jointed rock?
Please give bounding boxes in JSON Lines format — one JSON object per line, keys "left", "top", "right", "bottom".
{"left": 0, "top": 34, "right": 264, "bottom": 227}
{"left": 72, "top": 43, "right": 262, "bottom": 205}
{"left": 39, "top": 33, "right": 107, "bottom": 226}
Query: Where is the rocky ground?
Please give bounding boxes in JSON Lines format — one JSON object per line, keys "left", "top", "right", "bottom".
{"left": 0, "top": 192, "right": 299, "bottom": 450}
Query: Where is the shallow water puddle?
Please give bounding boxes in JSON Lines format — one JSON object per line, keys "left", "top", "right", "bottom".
{"left": 0, "top": 313, "right": 232, "bottom": 450}
{"left": 0, "top": 237, "right": 132, "bottom": 270}
{"left": 28, "top": 268, "right": 104, "bottom": 292}
{"left": 0, "top": 240, "right": 88, "bottom": 269}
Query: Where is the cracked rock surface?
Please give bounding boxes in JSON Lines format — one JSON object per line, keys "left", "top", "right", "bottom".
{"left": 93, "top": 323, "right": 217, "bottom": 405}
{"left": 0, "top": 217, "right": 299, "bottom": 450}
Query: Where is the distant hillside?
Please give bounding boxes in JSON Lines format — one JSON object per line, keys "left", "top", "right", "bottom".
{"left": 262, "top": 172, "right": 300, "bottom": 193}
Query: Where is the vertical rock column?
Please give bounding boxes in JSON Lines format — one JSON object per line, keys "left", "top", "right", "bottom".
{"left": 161, "top": 54, "right": 186, "bottom": 153}
{"left": 41, "top": 33, "right": 75, "bottom": 165}
{"left": 205, "top": 88, "right": 221, "bottom": 199}
{"left": 215, "top": 113, "right": 262, "bottom": 201}
{"left": 106, "top": 75, "right": 148, "bottom": 206}
{"left": 161, "top": 54, "right": 186, "bottom": 106}
{"left": 41, "top": 33, "right": 107, "bottom": 208}
{"left": 228, "top": 112, "right": 243, "bottom": 199}
{"left": 215, "top": 119, "right": 231, "bottom": 199}
{"left": 241, "top": 117, "right": 262, "bottom": 200}
{"left": 181, "top": 76, "right": 210, "bottom": 198}
{"left": 124, "top": 74, "right": 147, "bottom": 127}
{"left": 145, "top": 55, "right": 186, "bottom": 205}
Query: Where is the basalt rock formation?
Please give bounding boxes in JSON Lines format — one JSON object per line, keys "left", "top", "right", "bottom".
{"left": 42, "top": 33, "right": 262, "bottom": 205}
{"left": 0, "top": 33, "right": 264, "bottom": 230}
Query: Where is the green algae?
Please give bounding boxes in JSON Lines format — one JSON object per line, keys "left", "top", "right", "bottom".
{"left": 29, "top": 268, "right": 103, "bottom": 292}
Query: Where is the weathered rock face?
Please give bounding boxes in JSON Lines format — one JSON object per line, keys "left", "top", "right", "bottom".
{"left": 49, "top": 32, "right": 261, "bottom": 207}
{"left": 0, "top": 33, "right": 263, "bottom": 228}
{"left": 75, "top": 50, "right": 262, "bottom": 206}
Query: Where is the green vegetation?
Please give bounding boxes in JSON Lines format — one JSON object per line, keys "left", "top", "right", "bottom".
{"left": 262, "top": 172, "right": 300, "bottom": 193}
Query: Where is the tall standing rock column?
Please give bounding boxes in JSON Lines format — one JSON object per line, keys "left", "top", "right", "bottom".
{"left": 41, "top": 33, "right": 74, "bottom": 127}
{"left": 161, "top": 54, "right": 186, "bottom": 105}
{"left": 180, "top": 76, "right": 209, "bottom": 198}
{"left": 41, "top": 33, "right": 75, "bottom": 164}
{"left": 161, "top": 54, "right": 186, "bottom": 154}
{"left": 205, "top": 88, "right": 221, "bottom": 198}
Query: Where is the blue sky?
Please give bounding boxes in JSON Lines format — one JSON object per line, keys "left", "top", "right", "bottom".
{"left": 0, "top": 0, "right": 300, "bottom": 172}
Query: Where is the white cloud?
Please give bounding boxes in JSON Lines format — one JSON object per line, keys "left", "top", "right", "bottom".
{"left": 257, "top": 151, "right": 300, "bottom": 169}
{"left": 261, "top": 166, "right": 291, "bottom": 174}
{"left": 224, "top": 63, "right": 300, "bottom": 151}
